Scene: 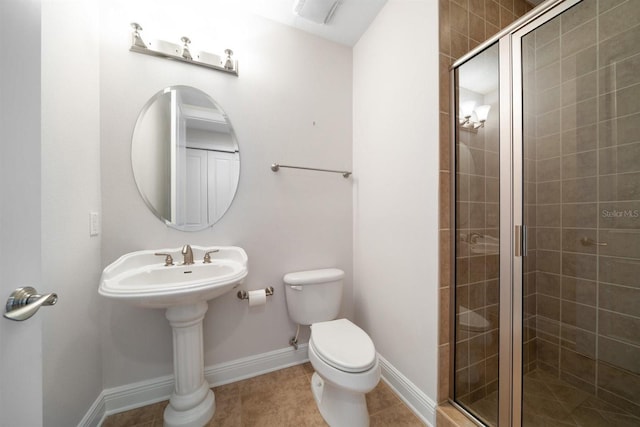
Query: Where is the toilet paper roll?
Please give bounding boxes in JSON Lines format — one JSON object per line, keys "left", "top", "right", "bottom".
{"left": 248, "top": 289, "right": 267, "bottom": 307}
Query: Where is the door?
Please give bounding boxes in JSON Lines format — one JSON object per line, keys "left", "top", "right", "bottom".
{"left": 451, "top": 41, "right": 502, "bottom": 426}
{"left": 0, "top": 0, "right": 45, "bottom": 425}
{"left": 207, "top": 150, "right": 240, "bottom": 224}
{"left": 185, "top": 148, "right": 208, "bottom": 226}
{"left": 515, "top": 0, "right": 640, "bottom": 425}
{"left": 452, "top": 0, "right": 640, "bottom": 425}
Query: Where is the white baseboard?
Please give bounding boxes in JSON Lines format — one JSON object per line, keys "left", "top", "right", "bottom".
{"left": 77, "top": 391, "right": 106, "bottom": 427}
{"left": 79, "top": 344, "right": 309, "bottom": 427}
{"left": 378, "top": 354, "right": 436, "bottom": 427}
{"left": 205, "top": 343, "right": 309, "bottom": 386}
{"left": 81, "top": 346, "right": 436, "bottom": 427}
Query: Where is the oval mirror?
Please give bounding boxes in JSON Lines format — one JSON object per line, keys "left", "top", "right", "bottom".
{"left": 131, "top": 86, "right": 240, "bottom": 231}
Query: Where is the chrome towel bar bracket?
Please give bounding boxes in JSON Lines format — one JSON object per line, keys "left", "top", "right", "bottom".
{"left": 271, "top": 163, "right": 352, "bottom": 178}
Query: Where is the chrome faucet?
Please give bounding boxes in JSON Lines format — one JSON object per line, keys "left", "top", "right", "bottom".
{"left": 181, "top": 244, "right": 194, "bottom": 265}
{"left": 469, "top": 232, "right": 482, "bottom": 244}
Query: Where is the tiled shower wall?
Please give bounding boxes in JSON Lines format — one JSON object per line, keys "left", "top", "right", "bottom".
{"left": 522, "top": 32, "right": 538, "bottom": 375}
{"left": 526, "top": 0, "right": 640, "bottom": 416}
{"left": 454, "top": 86, "right": 501, "bottom": 405}
{"left": 438, "top": 0, "right": 533, "bottom": 404}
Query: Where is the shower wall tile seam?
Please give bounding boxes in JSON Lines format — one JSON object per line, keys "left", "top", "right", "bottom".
{"left": 596, "top": 306, "right": 640, "bottom": 322}
{"left": 533, "top": 321, "right": 627, "bottom": 341}
{"left": 597, "top": 20, "right": 640, "bottom": 45}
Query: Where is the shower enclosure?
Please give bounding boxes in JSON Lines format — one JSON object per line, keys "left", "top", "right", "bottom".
{"left": 450, "top": 0, "right": 640, "bottom": 425}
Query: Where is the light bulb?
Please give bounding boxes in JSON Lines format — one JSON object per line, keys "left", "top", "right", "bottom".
{"left": 474, "top": 104, "right": 491, "bottom": 122}
{"left": 460, "top": 100, "right": 477, "bottom": 119}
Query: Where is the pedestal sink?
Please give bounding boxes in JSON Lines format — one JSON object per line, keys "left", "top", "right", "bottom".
{"left": 99, "top": 245, "right": 248, "bottom": 427}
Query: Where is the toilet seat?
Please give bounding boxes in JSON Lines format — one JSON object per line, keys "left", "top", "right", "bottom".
{"left": 310, "top": 319, "right": 376, "bottom": 373}
{"left": 458, "top": 305, "right": 490, "bottom": 332}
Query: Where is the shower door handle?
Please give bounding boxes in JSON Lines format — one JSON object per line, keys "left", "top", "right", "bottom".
{"left": 515, "top": 225, "right": 524, "bottom": 257}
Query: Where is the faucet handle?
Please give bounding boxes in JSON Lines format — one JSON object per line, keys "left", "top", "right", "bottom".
{"left": 154, "top": 253, "right": 174, "bottom": 266}
{"left": 203, "top": 250, "right": 220, "bottom": 264}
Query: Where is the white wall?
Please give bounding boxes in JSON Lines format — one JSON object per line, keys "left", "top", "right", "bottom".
{"left": 353, "top": 0, "right": 440, "bottom": 414}
{"left": 99, "top": 0, "right": 353, "bottom": 388}
{"left": 41, "top": 1, "right": 104, "bottom": 426}
{"left": 0, "top": 0, "right": 444, "bottom": 423}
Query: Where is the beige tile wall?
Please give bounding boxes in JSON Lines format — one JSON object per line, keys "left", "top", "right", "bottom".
{"left": 525, "top": 0, "right": 640, "bottom": 416}
{"left": 438, "top": 0, "right": 534, "bottom": 408}
{"left": 441, "top": 0, "right": 640, "bottom": 422}
{"left": 454, "top": 87, "right": 501, "bottom": 405}
{"left": 522, "top": 30, "right": 538, "bottom": 375}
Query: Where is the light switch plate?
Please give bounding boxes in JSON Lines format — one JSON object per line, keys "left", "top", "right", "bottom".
{"left": 90, "top": 211, "right": 100, "bottom": 236}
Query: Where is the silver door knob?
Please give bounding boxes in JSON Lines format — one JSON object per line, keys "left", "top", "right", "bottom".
{"left": 4, "top": 286, "right": 58, "bottom": 321}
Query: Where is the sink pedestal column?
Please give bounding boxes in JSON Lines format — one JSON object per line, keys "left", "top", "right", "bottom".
{"left": 164, "top": 301, "right": 215, "bottom": 427}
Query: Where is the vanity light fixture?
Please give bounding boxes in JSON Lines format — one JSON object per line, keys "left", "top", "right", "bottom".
{"left": 223, "top": 49, "right": 234, "bottom": 70}
{"left": 131, "top": 22, "right": 147, "bottom": 49}
{"left": 180, "top": 36, "right": 192, "bottom": 60}
{"left": 459, "top": 101, "right": 491, "bottom": 133}
{"left": 129, "top": 22, "right": 238, "bottom": 76}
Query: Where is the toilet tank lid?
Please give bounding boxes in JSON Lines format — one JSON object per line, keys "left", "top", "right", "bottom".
{"left": 283, "top": 268, "right": 344, "bottom": 285}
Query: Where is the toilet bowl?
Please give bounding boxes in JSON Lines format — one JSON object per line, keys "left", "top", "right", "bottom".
{"left": 458, "top": 305, "right": 490, "bottom": 333}
{"left": 308, "top": 319, "right": 380, "bottom": 427}
{"left": 283, "top": 269, "right": 380, "bottom": 426}
{"left": 458, "top": 305, "right": 492, "bottom": 387}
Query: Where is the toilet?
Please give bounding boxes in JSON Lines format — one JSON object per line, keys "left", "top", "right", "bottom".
{"left": 284, "top": 268, "right": 380, "bottom": 427}
{"left": 458, "top": 305, "right": 490, "bottom": 333}
{"left": 458, "top": 305, "right": 492, "bottom": 386}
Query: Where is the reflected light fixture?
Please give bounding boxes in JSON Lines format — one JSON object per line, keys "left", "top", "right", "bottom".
{"left": 459, "top": 101, "right": 491, "bottom": 133}
{"left": 180, "top": 36, "right": 192, "bottom": 60}
{"left": 293, "top": 0, "right": 340, "bottom": 24}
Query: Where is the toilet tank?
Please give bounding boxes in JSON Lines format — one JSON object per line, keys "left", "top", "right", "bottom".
{"left": 284, "top": 268, "right": 344, "bottom": 325}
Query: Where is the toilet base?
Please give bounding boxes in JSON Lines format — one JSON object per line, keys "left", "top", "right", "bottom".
{"left": 311, "top": 372, "right": 370, "bottom": 427}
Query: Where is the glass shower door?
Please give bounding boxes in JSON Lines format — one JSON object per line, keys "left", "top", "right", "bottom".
{"left": 452, "top": 42, "right": 501, "bottom": 426}
{"left": 519, "top": 0, "right": 640, "bottom": 424}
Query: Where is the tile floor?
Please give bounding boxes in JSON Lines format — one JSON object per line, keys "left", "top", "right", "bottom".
{"left": 467, "top": 369, "right": 640, "bottom": 427}
{"left": 102, "top": 363, "right": 425, "bottom": 426}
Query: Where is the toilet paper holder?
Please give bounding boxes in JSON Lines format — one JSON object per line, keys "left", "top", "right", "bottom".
{"left": 237, "top": 286, "right": 274, "bottom": 301}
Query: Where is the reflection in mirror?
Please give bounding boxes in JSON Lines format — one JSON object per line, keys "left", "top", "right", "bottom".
{"left": 132, "top": 86, "right": 240, "bottom": 231}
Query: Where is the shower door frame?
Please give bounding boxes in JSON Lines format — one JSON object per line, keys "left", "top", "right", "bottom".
{"left": 449, "top": 0, "right": 583, "bottom": 426}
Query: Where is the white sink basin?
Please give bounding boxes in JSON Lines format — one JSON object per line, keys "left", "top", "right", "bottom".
{"left": 100, "top": 245, "right": 248, "bottom": 426}
{"left": 470, "top": 235, "right": 499, "bottom": 255}
{"left": 99, "top": 245, "right": 247, "bottom": 308}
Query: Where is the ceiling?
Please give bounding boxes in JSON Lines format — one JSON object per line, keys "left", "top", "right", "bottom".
{"left": 458, "top": 43, "right": 500, "bottom": 95}
{"left": 240, "top": 0, "right": 544, "bottom": 47}
{"left": 239, "top": 0, "right": 388, "bottom": 47}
